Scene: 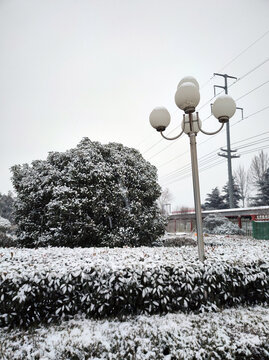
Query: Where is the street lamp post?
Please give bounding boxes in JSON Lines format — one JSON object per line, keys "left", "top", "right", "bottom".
{"left": 149, "top": 76, "right": 236, "bottom": 262}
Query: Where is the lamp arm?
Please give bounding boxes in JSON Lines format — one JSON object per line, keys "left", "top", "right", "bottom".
{"left": 160, "top": 129, "right": 184, "bottom": 140}
{"left": 160, "top": 120, "right": 186, "bottom": 140}
{"left": 197, "top": 120, "right": 225, "bottom": 135}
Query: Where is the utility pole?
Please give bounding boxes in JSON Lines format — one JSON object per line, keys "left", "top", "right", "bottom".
{"left": 214, "top": 73, "right": 240, "bottom": 208}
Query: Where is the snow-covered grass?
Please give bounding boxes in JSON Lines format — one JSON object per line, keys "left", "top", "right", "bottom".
{"left": 1, "top": 306, "right": 269, "bottom": 359}
{"left": 1, "top": 236, "right": 269, "bottom": 328}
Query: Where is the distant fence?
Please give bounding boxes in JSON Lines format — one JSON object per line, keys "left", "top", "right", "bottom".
{"left": 168, "top": 206, "right": 269, "bottom": 237}
{"left": 252, "top": 215, "right": 269, "bottom": 240}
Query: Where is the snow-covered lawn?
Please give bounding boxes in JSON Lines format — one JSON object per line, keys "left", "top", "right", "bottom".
{"left": 1, "top": 306, "right": 269, "bottom": 359}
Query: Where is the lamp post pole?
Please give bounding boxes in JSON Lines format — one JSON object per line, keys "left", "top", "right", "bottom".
{"left": 149, "top": 76, "right": 237, "bottom": 263}
{"left": 189, "top": 125, "right": 205, "bottom": 261}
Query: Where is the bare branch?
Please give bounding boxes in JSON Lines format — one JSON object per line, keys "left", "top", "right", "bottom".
{"left": 234, "top": 165, "right": 250, "bottom": 207}
{"left": 249, "top": 150, "right": 269, "bottom": 186}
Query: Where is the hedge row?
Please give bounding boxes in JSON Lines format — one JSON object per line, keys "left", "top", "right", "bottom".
{"left": 1, "top": 259, "right": 269, "bottom": 328}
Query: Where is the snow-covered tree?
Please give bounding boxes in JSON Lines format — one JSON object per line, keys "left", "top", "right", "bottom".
{"left": 203, "top": 187, "right": 226, "bottom": 210}
{"left": 251, "top": 168, "right": 269, "bottom": 206}
{"left": 0, "top": 191, "right": 15, "bottom": 223}
{"left": 11, "top": 138, "right": 165, "bottom": 247}
{"left": 222, "top": 177, "right": 241, "bottom": 208}
{"left": 249, "top": 150, "right": 269, "bottom": 186}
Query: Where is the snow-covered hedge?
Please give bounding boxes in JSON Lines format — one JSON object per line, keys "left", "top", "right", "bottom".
{"left": 203, "top": 214, "right": 244, "bottom": 235}
{"left": 1, "top": 240, "right": 269, "bottom": 328}
{"left": 1, "top": 306, "right": 269, "bottom": 359}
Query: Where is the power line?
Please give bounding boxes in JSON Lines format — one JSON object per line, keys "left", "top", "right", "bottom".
{"left": 236, "top": 137, "right": 269, "bottom": 151}
{"left": 158, "top": 128, "right": 269, "bottom": 171}
{"left": 200, "top": 29, "right": 269, "bottom": 89}
{"left": 238, "top": 57, "right": 269, "bottom": 82}
{"left": 162, "top": 159, "right": 225, "bottom": 186}
{"left": 147, "top": 137, "right": 179, "bottom": 160}
{"left": 160, "top": 133, "right": 269, "bottom": 183}
{"left": 231, "top": 105, "right": 269, "bottom": 128}
{"left": 159, "top": 149, "right": 219, "bottom": 180}
{"left": 217, "top": 29, "right": 269, "bottom": 73}
{"left": 158, "top": 149, "right": 189, "bottom": 168}
{"left": 142, "top": 125, "right": 179, "bottom": 155}
{"left": 231, "top": 131, "right": 269, "bottom": 146}
{"left": 229, "top": 57, "right": 269, "bottom": 90}
{"left": 161, "top": 144, "right": 269, "bottom": 187}
{"left": 239, "top": 144, "right": 269, "bottom": 156}
{"left": 162, "top": 138, "right": 269, "bottom": 183}
{"left": 160, "top": 151, "right": 222, "bottom": 182}
{"left": 236, "top": 79, "right": 269, "bottom": 101}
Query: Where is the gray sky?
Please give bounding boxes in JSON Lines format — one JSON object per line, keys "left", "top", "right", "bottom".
{"left": 1, "top": 0, "right": 269, "bottom": 209}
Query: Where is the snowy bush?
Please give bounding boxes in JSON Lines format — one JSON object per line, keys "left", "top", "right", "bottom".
{"left": 1, "top": 307, "right": 269, "bottom": 359}
{"left": 203, "top": 214, "right": 244, "bottom": 235}
{"left": 1, "top": 241, "right": 269, "bottom": 328}
{"left": 0, "top": 217, "right": 17, "bottom": 247}
{"left": 11, "top": 138, "right": 165, "bottom": 248}
{"left": 0, "top": 216, "right": 11, "bottom": 230}
{"left": 162, "top": 236, "right": 196, "bottom": 247}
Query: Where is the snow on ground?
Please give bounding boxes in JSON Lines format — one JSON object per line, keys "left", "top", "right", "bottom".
{"left": 1, "top": 306, "right": 268, "bottom": 359}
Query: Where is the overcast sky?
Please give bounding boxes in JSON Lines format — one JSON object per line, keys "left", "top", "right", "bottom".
{"left": 0, "top": 0, "right": 269, "bottom": 209}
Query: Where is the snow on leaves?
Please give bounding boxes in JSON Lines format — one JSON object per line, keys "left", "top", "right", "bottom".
{"left": 1, "top": 236, "right": 269, "bottom": 327}
{"left": 11, "top": 138, "right": 165, "bottom": 248}
{"left": 1, "top": 307, "right": 269, "bottom": 360}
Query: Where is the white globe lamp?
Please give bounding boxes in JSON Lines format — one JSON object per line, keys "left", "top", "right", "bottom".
{"left": 212, "top": 95, "right": 236, "bottom": 123}
{"left": 149, "top": 107, "right": 171, "bottom": 132}
{"left": 177, "top": 76, "right": 199, "bottom": 89}
{"left": 175, "top": 82, "right": 200, "bottom": 113}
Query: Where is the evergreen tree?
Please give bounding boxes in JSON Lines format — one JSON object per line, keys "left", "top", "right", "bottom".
{"left": 203, "top": 187, "right": 226, "bottom": 210}
{"left": 0, "top": 191, "right": 15, "bottom": 223}
{"left": 11, "top": 138, "right": 165, "bottom": 247}
{"left": 251, "top": 168, "right": 269, "bottom": 206}
{"left": 222, "top": 177, "right": 241, "bottom": 208}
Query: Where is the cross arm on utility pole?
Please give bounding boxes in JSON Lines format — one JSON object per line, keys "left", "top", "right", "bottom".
{"left": 220, "top": 147, "right": 238, "bottom": 153}
{"left": 214, "top": 73, "right": 237, "bottom": 80}
{"left": 218, "top": 151, "right": 240, "bottom": 159}
{"left": 218, "top": 152, "right": 228, "bottom": 158}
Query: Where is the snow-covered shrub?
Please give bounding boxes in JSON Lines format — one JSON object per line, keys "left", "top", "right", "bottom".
{"left": 1, "top": 245, "right": 269, "bottom": 328}
{"left": 0, "top": 217, "right": 10, "bottom": 247}
{"left": 0, "top": 217, "right": 17, "bottom": 247}
{"left": 11, "top": 138, "right": 165, "bottom": 247}
{"left": 203, "top": 214, "right": 244, "bottom": 235}
{"left": 0, "top": 216, "right": 11, "bottom": 230}
{"left": 1, "top": 307, "right": 269, "bottom": 360}
{"left": 163, "top": 236, "right": 196, "bottom": 247}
